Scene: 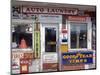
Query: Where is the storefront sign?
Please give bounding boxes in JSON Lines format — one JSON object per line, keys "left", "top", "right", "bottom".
{"left": 68, "top": 16, "right": 87, "bottom": 21}
{"left": 23, "top": 7, "right": 78, "bottom": 15}
{"left": 62, "top": 51, "right": 93, "bottom": 65}
{"left": 12, "top": 6, "right": 78, "bottom": 15}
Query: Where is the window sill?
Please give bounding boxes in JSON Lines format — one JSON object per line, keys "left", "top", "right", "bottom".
{"left": 68, "top": 49, "right": 92, "bottom": 52}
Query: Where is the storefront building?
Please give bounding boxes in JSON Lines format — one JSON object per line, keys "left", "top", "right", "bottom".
{"left": 11, "top": 0, "right": 96, "bottom": 74}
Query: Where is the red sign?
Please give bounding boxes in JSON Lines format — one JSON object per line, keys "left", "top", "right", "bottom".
{"left": 20, "top": 59, "right": 32, "bottom": 73}
{"left": 20, "top": 64, "right": 29, "bottom": 73}
{"left": 68, "top": 16, "right": 87, "bottom": 21}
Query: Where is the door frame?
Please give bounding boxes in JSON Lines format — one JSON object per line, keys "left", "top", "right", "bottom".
{"left": 41, "top": 23, "right": 59, "bottom": 53}
{"left": 40, "top": 23, "right": 59, "bottom": 71}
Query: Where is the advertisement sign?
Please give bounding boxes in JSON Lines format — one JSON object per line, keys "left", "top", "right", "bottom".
{"left": 12, "top": 6, "right": 78, "bottom": 19}
{"left": 20, "top": 59, "right": 33, "bottom": 73}
{"left": 68, "top": 16, "right": 87, "bottom": 21}
{"left": 22, "top": 7, "right": 78, "bottom": 15}
{"left": 34, "top": 31, "right": 40, "bottom": 58}
{"left": 34, "top": 20, "right": 41, "bottom": 58}
{"left": 62, "top": 51, "right": 93, "bottom": 65}
{"left": 43, "top": 53, "right": 58, "bottom": 63}
{"left": 60, "top": 44, "right": 68, "bottom": 53}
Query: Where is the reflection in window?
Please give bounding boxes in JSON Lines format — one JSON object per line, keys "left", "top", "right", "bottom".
{"left": 45, "top": 28, "right": 56, "bottom": 52}
{"left": 12, "top": 24, "right": 32, "bottom": 48}
{"left": 70, "top": 23, "right": 87, "bottom": 48}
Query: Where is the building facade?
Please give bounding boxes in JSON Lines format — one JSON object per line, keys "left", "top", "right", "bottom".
{"left": 11, "top": 0, "right": 96, "bottom": 74}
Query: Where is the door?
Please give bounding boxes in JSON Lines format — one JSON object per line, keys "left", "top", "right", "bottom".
{"left": 41, "top": 23, "right": 58, "bottom": 71}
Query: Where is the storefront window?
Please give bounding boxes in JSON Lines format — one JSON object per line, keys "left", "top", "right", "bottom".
{"left": 12, "top": 24, "right": 32, "bottom": 48}
{"left": 70, "top": 23, "right": 87, "bottom": 49}
{"left": 45, "top": 28, "right": 56, "bottom": 52}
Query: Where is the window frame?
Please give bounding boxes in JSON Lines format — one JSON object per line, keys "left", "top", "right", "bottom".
{"left": 67, "top": 20, "right": 92, "bottom": 51}
{"left": 11, "top": 19, "right": 34, "bottom": 51}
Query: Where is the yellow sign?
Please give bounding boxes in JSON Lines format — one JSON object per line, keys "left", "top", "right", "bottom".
{"left": 60, "top": 44, "right": 68, "bottom": 53}
{"left": 34, "top": 31, "right": 40, "bottom": 58}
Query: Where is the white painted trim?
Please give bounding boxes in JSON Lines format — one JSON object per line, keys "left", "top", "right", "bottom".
{"left": 41, "top": 23, "right": 59, "bottom": 53}
{"left": 67, "top": 17, "right": 92, "bottom": 51}
{"left": 12, "top": 19, "right": 34, "bottom": 24}
{"left": 40, "top": 23, "right": 59, "bottom": 71}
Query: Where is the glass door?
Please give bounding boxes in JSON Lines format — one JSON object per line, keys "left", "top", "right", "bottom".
{"left": 45, "top": 27, "right": 57, "bottom": 52}
{"left": 41, "top": 24, "right": 58, "bottom": 71}
{"left": 41, "top": 24, "right": 58, "bottom": 53}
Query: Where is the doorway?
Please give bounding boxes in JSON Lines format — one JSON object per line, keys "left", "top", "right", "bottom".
{"left": 41, "top": 23, "right": 59, "bottom": 71}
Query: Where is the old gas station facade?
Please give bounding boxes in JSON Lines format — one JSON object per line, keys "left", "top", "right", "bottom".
{"left": 11, "top": 0, "right": 96, "bottom": 74}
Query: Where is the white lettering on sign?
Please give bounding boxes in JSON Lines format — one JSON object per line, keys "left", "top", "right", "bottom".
{"left": 22, "top": 7, "right": 78, "bottom": 15}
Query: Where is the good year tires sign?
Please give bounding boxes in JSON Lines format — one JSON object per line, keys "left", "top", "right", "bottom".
{"left": 62, "top": 51, "right": 93, "bottom": 65}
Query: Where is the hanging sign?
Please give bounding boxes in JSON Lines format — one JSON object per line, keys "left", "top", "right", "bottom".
{"left": 22, "top": 7, "right": 78, "bottom": 15}
{"left": 34, "top": 31, "right": 40, "bottom": 58}
{"left": 34, "top": 20, "right": 41, "bottom": 58}
{"left": 62, "top": 51, "right": 93, "bottom": 65}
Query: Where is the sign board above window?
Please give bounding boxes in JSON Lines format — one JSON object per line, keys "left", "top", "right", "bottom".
{"left": 68, "top": 16, "right": 87, "bottom": 21}
{"left": 22, "top": 7, "right": 78, "bottom": 15}
{"left": 12, "top": 6, "right": 78, "bottom": 15}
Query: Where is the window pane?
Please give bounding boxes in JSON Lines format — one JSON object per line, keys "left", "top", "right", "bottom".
{"left": 79, "top": 25, "right": 87, "bottom": 48}
{"left": 12, "top": 24, "right": 32, "bottom": 48}
{"left": 70, "top": 25, "right": 77, "bottom": 48}
{"left": 70, "top": 23, "right": 87, "bottom": 49}
{"left": 45, "top": 27, "right": 56, "bottom": 52}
